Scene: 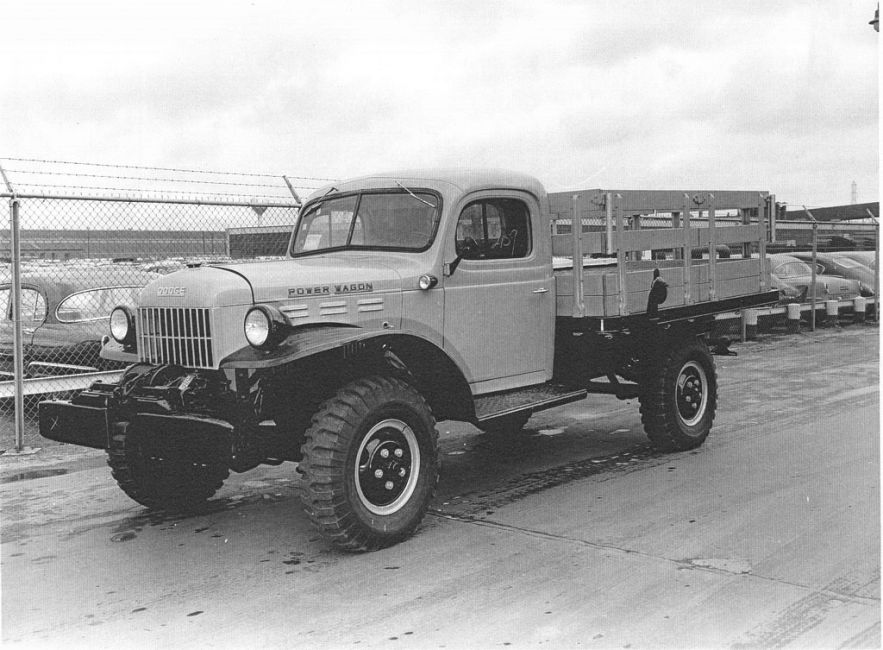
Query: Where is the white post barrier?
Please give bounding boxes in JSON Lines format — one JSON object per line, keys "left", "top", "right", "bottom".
{"left": 854, "top": 297, "right": 867, "bottom": 323}
{"left": 743, "top": 308, "right": 758, "bottom": 340}
{"left": 824, "top": 300, "right": 839, "bottom": 326}
{"left": 786, "top": 303, "right": 801, "bottom": 333}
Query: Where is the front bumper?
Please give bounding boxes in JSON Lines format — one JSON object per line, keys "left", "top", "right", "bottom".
{"left": 39, "top": 399, "right": 111, "bottom": 449}
{"left": 38, "top": 381, "right": 235, "bottom": 450}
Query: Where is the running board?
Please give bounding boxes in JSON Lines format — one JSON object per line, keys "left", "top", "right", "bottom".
{"left": 474, "top": 384, "right": 587, "bottom": 424}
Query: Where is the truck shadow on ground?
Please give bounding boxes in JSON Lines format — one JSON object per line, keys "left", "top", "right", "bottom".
{"left": 41, "top": 422, "right": 674, "bottom": 556}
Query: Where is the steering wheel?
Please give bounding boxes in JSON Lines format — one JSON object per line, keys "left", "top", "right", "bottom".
{"left": 458, "top": 236, "right": 480, "bottom": 257}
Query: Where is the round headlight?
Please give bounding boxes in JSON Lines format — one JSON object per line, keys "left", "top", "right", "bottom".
{"left": 244, "top": 308, "right": 271, "bottom": 347}
{"left": 418, "top": 274, "right": 438, "bottom": 290}
{"left": 110, "top": 306, "right": 135, "bottom": 345}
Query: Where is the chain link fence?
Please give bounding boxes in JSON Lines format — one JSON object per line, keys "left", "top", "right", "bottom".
{"left": 1, "top": 157, "right": 335, "bottom": 450}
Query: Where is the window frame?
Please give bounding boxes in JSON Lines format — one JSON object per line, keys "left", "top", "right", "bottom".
{"left": 0, "top": 285, "right": 48, "bottom": 323}
{"left": 55, "top": 285, "right": 145, "bottom": 324}
{"left": 290, "top": 188, "right": 443, "bottom": 258}
{"left": 454, "top": 197, "right": 533, "bottom": 262}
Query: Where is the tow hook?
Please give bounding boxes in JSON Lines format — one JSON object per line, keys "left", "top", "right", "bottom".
{"left": 710, "top": 337, "right": 737, "bottom": 356}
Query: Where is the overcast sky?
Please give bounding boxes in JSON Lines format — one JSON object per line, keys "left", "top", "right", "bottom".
{"left": 1, "top": 0, "right": 879, "bottom": 208}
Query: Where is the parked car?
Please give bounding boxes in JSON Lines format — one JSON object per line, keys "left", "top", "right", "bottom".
{"left": 834, "top": 251, "right": 877, "bottom": 271}
{"left": 0, "top": 265, "right": 159, "bottom": 378}
{"left": 768, "top": 254, "right": 862, "bottom": 303}
{"left": 791, "top": 252, "right": 876, "bottom": 296}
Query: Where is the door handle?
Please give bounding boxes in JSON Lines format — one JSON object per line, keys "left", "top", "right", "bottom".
{"left": 532, "top": 288, "right": 549, "bottom": 294}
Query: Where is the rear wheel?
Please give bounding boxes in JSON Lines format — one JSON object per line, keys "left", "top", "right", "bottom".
{"left": 639, "top": 337, "right": 717, "bottom": 451}
{"left": 299, "top": 375, "right": 439, "bottom": 551}
{"left": 107, "top": 421, "right": 230, "bottom": 512}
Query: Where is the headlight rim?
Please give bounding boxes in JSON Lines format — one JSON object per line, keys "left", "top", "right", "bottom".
{"left": 109, "top": 306, "right": 136, "bottom": 346}
{"left": 244, "top": 304, "right": 287, "bottom": 350}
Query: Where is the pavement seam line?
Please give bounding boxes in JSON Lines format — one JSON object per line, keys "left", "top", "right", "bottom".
{"left": 428, "top": 510, "right": 881, "bottom": 607}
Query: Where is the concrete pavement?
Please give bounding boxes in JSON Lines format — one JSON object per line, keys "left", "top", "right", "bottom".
{"left": 1, "top": 327, "right": 878, "bottom": 649}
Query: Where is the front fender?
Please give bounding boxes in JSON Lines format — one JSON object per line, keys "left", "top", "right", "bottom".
{"left": 221, "top": 324, "right": 476, "bottom": 423}
{"left": 219, "top": 324, "right": 392, "bottom": 369}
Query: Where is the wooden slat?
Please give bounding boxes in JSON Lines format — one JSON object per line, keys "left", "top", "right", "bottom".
{"left": 614, "top": 228, "right": 699, "bottom": 252}
{"left": 548, "top": 189, "right": 769, "bottom": 214}
{"left": 552, "top": 224, "right": 762, "bottom": 255}
{"left": 695, "top": 224, "right": 762, "bottom": 247}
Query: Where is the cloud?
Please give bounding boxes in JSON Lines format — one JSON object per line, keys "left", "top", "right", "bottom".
{"left": 0, "top": 0, "right": 877, "bottom": 208}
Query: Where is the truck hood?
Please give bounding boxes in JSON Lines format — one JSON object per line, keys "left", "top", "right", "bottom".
{"left": 140, "top": 266, "right": 253, "bottom": 309}
{"left": 214, "top": 256, "right": 404, "bottom": 303}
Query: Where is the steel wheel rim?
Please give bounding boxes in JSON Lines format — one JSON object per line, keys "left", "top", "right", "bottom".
{"left": 355, "top": 418, "right": 420, "bottom": 516}
{"left": 675, "top": 361, "right": 708, "bottom": 427}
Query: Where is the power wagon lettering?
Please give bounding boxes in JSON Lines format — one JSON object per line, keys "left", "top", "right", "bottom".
{"left": 288, "top": 282, "right": 373, "bottom": 298}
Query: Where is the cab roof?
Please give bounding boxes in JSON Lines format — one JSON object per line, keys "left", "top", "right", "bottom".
{"left": 304, "top": 168, "right": 547, "bottom": 206}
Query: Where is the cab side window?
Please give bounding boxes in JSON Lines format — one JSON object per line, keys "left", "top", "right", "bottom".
{"left": 454, "top": 198, "right": 531, "bottom": 260}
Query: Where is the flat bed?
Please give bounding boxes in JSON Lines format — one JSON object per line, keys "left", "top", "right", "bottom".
{"left": 548, "top": 188, "right": 776, "bottom": 323}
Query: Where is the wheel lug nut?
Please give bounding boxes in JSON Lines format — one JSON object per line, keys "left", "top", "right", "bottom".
{"left": 398, "top": 468, "right": 406, "bottom": 477}
{"left": 380, "top": 449, "right": 390, "bottom": 458}
{"left": 394, "top": 448, "right": 403, "bottom": 458}
{"left": 385, "top": 481, "right": 394, "bottom": 490}
{"left": 374, "top": 469, "right": 384, "bottom": 479}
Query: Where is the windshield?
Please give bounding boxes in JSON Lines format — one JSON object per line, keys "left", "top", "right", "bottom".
{"left": 291, "top": 190, "right": 440, "bottom": 256}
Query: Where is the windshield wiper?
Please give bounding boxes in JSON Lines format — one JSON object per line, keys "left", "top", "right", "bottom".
{"left": 395, "top": 181, "right": 437, "bottom": 209}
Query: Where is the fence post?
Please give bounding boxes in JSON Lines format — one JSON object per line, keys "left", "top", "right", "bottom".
{"left": 804, "top": 207, "right": 818, "bottom": 331}
{"left": 282, "top": 176, "right": 302, "bottom": 205}
{"left": 758, "top": 194, "right": 768, "bottom": 293}
{"left": 869, "top": 208, "right": 879, "bottom": 323}
{"left": 1, "top": 162, "right": 33, "bottom": 454}
{"left": 865, "top": 209, "right": 880, "bottom": 325}
{"left": 9, "top": 198, "right": 28, "bottom": 453}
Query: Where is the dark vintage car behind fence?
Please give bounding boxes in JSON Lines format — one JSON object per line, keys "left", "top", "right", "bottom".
{"left": 836, "top": 251, "right": 877, "bottom": 270}
{"left": 0, "top": 265, "right": 160, "bottom": 378}
{"left": 792, "top": 251, "right": 877, "bottom": 296}
{"left": 768, "top": 253, "right": 862, "bottom": 303}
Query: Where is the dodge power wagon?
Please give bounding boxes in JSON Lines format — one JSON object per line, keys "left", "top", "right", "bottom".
{"left": 40, "top": 169, "right": 778, "bottom": 551}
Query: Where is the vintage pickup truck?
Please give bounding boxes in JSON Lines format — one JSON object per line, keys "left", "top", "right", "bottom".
{"left": 40, "top": 169, "right": 778, "bottom": 551}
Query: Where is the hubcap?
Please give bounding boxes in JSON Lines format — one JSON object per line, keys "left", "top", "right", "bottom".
{"left": 676, "top": 361, "right": 708, "bottom": 427}
{"left": 355, "top": 419, "right": 420, "bottom": 515}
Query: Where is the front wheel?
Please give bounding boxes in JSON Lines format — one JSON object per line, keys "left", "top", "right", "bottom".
{"left": 106, "top": 421, "right": 230, "bottom": 512}
{"left": 639, "top": 337, "right": 717, "bottom": 452}
{"left": 299, "top": 375, "right": 439, "bottom": 551}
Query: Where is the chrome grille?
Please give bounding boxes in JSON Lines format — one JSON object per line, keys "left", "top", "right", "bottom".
{"left": 137, "top": 307, "right": 214, "bottom": 368}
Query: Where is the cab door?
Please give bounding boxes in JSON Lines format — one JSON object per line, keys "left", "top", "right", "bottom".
{"left": 442, "top": 192, "right": 553, "bottom": 393}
